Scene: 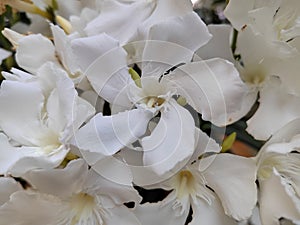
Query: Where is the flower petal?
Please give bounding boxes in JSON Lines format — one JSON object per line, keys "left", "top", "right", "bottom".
{"left": 169, "top": 58, "right": 247, "bottom": 126}
{"left": 0, "top": 48, "right": 11, "bottom": 63}
{"left": 142, "top": 99, "right": 195, "bottom": 176}
{"left": 118, "top": 147, "right": 170, "bottom": 186}
{"left": 86, "top": 167, "right": 141, "bottom": 204}
{"left": 71, "top": 32, "right": 119, "bottom": 72}
{"left": 195, "top": 24, "right": 235, "bottom": 62}
{"left": 247, "top": 77, "right": 300, "bottom": 141}
{"left": 0, "top": 178, "right": 22, "bottom": 206}
{"left": 203, "top": 153, "right": 257, "bottom": 220}
{"left": 72, "top": 108, "right": 153, "bottom": 156}
{"left": 0, "top": 191, "right": 69, "bottom": 225}
{"left": 259, "top": 169, "right": 300, "bottom": 225}
{"left": 259, "top": 118, "right": 300, "bottom": 152}
{"left": 8, "top": 146, "right": 69, "bottom": 177}
{"left": 134, "top": 202, "right": 187, "bottom": 225}
{"left": 23, "top": 159, "right": 88, "bottom": 198}
{"left": 84, "top": 0, "right": 156, "bottom": 44}
{"left": 83, "top": 44, "right": 133, "bottom": 108}
{"left": 224, "top": 0, "right": 255, "bottom": 30}
{"left": 141, "top": 12, "right": 212, "bottom": 77}
{"left": 190, "top": 194, "right": 237, "bottom": 225}
{"left": 140, "top": 0, "right": 192, "bottom": 29}
{"left": 0, "top": 134, "right": 23, "bottom": 175}
{"left": 91, "top": 155, "right": 136, "bottom": 186}
{"left": 16, "top": 34, "right": 58, "bottom": 73}
{"left": 0, "top": 78, "right": 45, "bottom": 146}
{"left": 190, "top": 127, "right": 221, "bottom": 164}
{"left": 51, "top": 25, "right": 80, "bottom": 76}
{"left": 103, "top": 205, "right": 141, "bottom": 225}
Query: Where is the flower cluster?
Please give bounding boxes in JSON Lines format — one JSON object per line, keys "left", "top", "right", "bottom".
{"left": 0, "top": 0, "right": 299, "bottom": 225}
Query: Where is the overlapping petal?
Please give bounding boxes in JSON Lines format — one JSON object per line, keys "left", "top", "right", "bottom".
{"left": 259, "top": 169, "right": 300, "bottom": 225}
{"left": 141, "top": 12, "right": 212, "bottom": 77}
{"left": 203, "top": 154, "right": 257, "bottom": 220}
{"left": 169, "top": 58, "right": 247, "bottom": 126}
{"left": 247, "top": 77, "right": 300, "bottom": 141}
{"left": 73, "top": 108, "right": 153, "bottom": 156}
{"left": 142, "top": 99, "right": 195, "bottom": 176}
{"left": 0, "top": 178, "right": 22, "bottom": 206}
{"left": 190, "top": 196, "right": 237, "bottom": 225}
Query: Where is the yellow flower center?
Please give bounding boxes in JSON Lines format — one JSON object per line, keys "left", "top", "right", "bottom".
{"left": 172, "top": 170, "right": 196, "bottom": 199}
{"left": 145, "top": 96, "right": 165, "bottom": 108}
{"left": 70, "top": 193, "right": 96, "bottom": 225}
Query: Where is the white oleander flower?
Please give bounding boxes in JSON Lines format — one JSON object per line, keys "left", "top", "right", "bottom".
{"left": 196, "top": 24, "right": 300, "bottom": 141}
{"left": 2, "top": 25, "right": 82, "bottom": 81}
{"left": 225, "top": 0, "right": 300, "bottom": 47}
{"left": 134, "top": 153, "right": 257, "bottom": 225}
{"left": 224, "top": 0, "right": 300, "bottom": 95}
{"left": 0, "top": 62, "right": 95, "bottom": 176}
{"left": 0, "top": 159, "right": 141, "bottom": 225}
{"left": 255, "top": 118, "right": 300, "bottom": 225}
{"left": 71, "top": 17, "right": 247, "bottom": 176}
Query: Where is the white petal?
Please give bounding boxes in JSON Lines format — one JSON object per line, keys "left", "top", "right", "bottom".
{"left": 259, "top": 169, "right": 300, "bottom": 225}
{"left": 71, "top": 32, "right": 119, "bottom": 72}
{"left": 0, "top": 178, "right": 22, "bottom": 206}
{"left": 73, "top": 108, "right": 153, "bottom": 156}
{"left": 1, "top": 28, "right": 23, "bottom": 48}
{"left": 103, "top": 205, "right": 141, "bottom": 225}
{"left": 247, "top": 77, "right": 300, "bottom": 141}
{"left": 80, "top": 90, "right": 104, "bottom": 113}
{"left": 24, "top": 159, "right": 88, "bottom": 198}
{"left": 264, "top": 135, "right": 300, "bottom": 155}
{"left": 134, "top": 202, "right": 187, "bottom": 225}
{"left": 190, "top": 127, "right": 221, "bottom": 164}
{"left": 64, "top": 96, "right": 95, "bottom": 140}
{"left": 0, "top": 48, "right": 11, "bottom": 63}
{"left": 51, "top": 25, "right": 80, "bottom": 76}
{"left": 0, "top": 136, "right": 66, "bottom": 177}
{"left": 84, "top": 44, "right": 133, "bottom": 107}
{"left": 190, "top": 195, "right": 237, "bottom": 225}
{"left": 169, "top": 58, "right": 247, "bottom": 126}
{"left": 3, "top": 68, "right": 33, "bottom": 81}
{"left": 86, "top": 167, "right": 141, "bottom": 204}
{"left": 84, "top": 0, "right": 156, "bottom": 44}
{"left": 44, "top": 78, "right": 74, "bottom": 135}
{"left": 26, "top": 14, "right": 51, "bottom": 36}
{"left": 224, "top": 0, "right": 255, "bottom": 30}
{"left": 0, "top": 191, "right": 69, "bottom": 225}
{"left": 56, "top": 0, "right": 81, "bottom": 19}
{"left": 118, "top": 147, "right": 171, "bottom": 186}
{"left": 143, "top": 0, "right": 192, "bottom": 27}
{"left": 0, "top": 133, "right": 23, "bottom": 175}
{"left": 8, "top": 146, "right": 69, "bottom": 177}
{"left": 195, "top": 24, "right": 235, "bottom": 62}
{"left": 16, "top": 34, "right": 58, "bottom": 73}
{"left": 258, "top": 118, "right": 300, "bottom": 155}
{"left": 203, "top": 154, "right": 257, "bottom": 220}
{"left": 141, "top": 12, "right": 212, "bottom": 77}
{"left": 142, "top": 99, "right": 195, "bottom": 176}
{"left": 237, "top": 25, "right": 297, "bottom": 68}
{"left": 91, "top": 155, "right": 136, "bottom": 187}
{"left": 0, "top": 79, "right": 45, "bottom": 146}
